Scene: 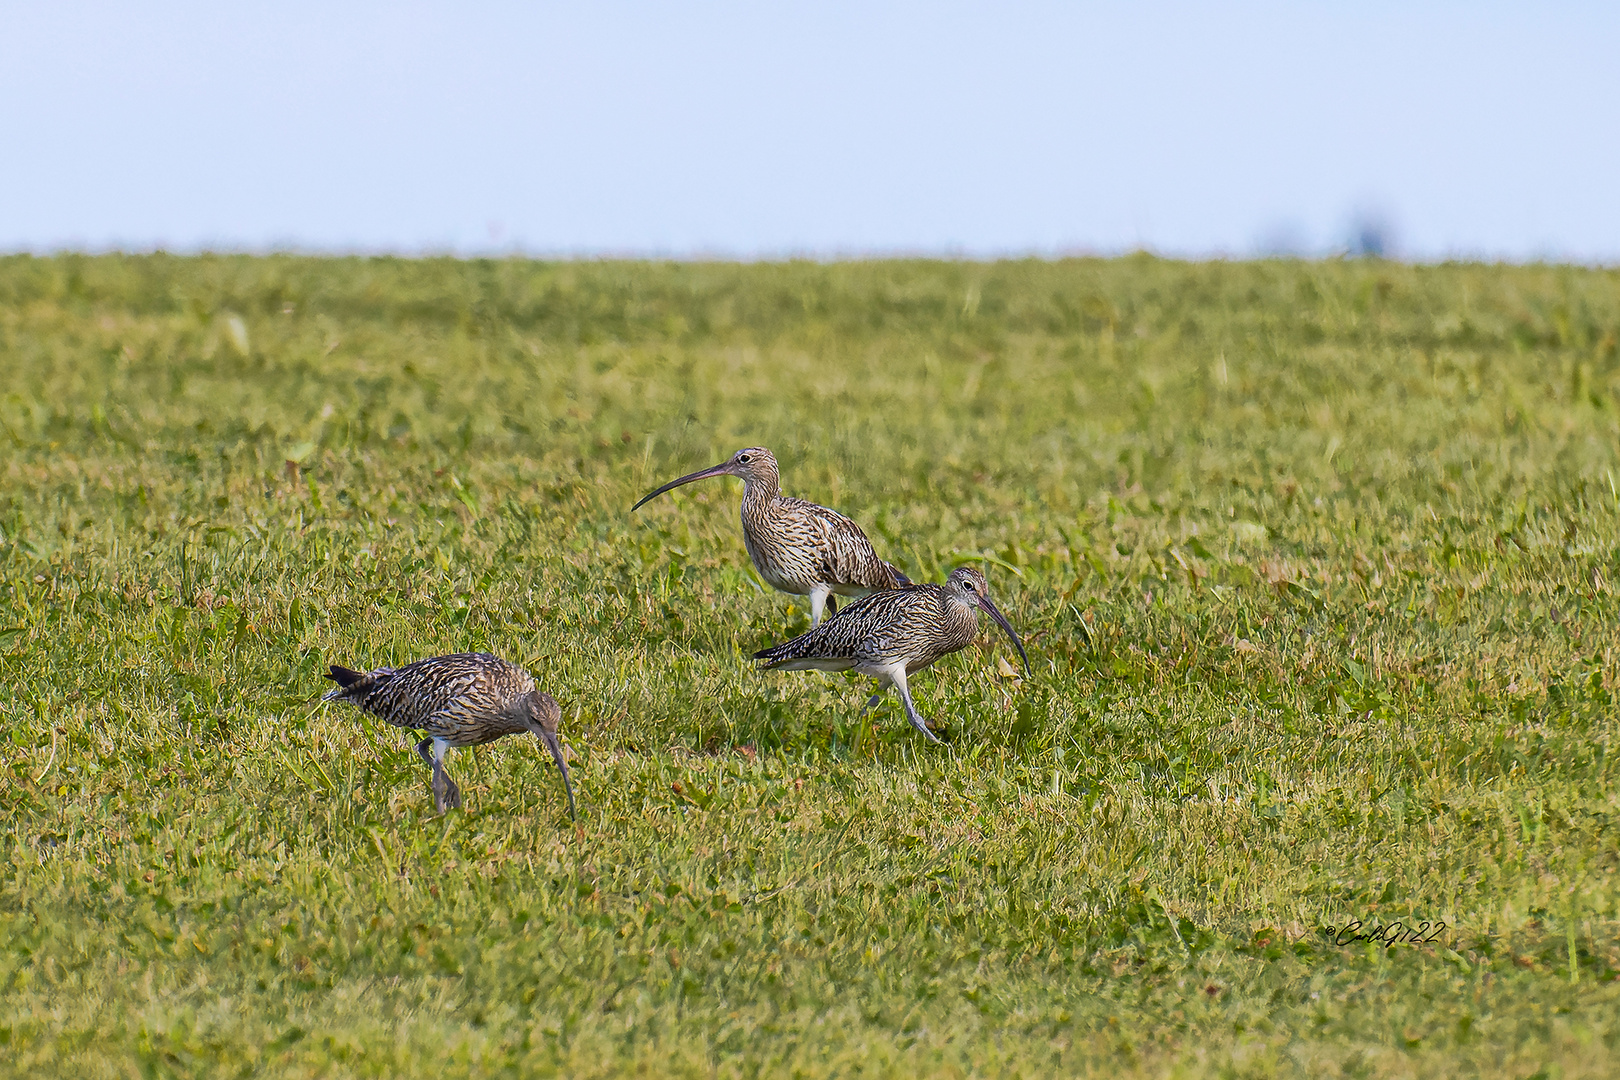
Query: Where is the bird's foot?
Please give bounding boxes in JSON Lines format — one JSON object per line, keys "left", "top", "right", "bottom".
{"left": 431, "top": 769, "right": 462, "bottom": 813}
{"left": 904, "top": 712, "right": 943, "bottom": 744}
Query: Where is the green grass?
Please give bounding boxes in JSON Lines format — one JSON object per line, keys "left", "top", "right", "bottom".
{"left": 2, "top": 253, "right": 1619, "bottom": 1078}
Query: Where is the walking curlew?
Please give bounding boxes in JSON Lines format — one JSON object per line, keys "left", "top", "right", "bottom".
{"left": 632, "top": 446, "right": 908, "bottom": 626}
{"left": 322, "top": 652, "right": 575, "bottom": 818}
{"left": 752, "top": 566, "right": 1029, "bottom": 742}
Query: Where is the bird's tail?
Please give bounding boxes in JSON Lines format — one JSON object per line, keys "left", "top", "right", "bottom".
{"left": 886, "top": 562, "right": 912, "bottom": 587}
{"left": 752, "top": 635, "right": 811, "bottom": 668}
{"left": 753, "top": 640, "right": 855, "bottom": 673}
{"left": 323, "top": 663, "right": 385, "bottom": 702}
{"left": 752, "top": 627, "right": 851, "bottom": 671}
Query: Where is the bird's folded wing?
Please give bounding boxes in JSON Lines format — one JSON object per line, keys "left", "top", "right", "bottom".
{"left": 755, "top": 588, "right": 928, "bottom": 666}
{"left": 793, "top": 500, "right": 897, "bottom": 590}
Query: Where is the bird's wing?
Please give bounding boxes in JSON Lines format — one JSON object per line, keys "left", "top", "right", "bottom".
{"left": 782, "top": 498, "right": 905, "bottom": 590}
{"left": 352, "top": 654, "right": 488, "bottom": 730}
{"left": 753, "top": 586, "right": 938, "bottom": 667}
{"left": 471, "top": 654, "right": 537, "bottom": 700}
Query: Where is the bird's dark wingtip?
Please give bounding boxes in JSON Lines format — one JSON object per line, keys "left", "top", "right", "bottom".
{"left": 326, "top": 664, "right": 364, "bottom": 687}
{"left": 889, "top": 564, "right": 912, "bottom": 586}
{"left": 752, "top": 643, "right": 794, "bottom": 667}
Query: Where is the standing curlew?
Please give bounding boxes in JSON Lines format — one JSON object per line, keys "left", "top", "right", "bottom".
{"left": 322, "top": 652, "right": 575, "bottom": 818}
{"left": 753, "top": 566, "right": 1030, "bottom": 742}
{"left": 632, "top": 446, "right": 908, "bottom": 626}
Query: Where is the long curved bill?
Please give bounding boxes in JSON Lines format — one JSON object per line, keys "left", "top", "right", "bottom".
{"left": 631, "top": 462, "right": 733, "bottom": 511}
{"left": 978, "top": 594, "right": 1031, "bottom": 676}
{"left": 538, "top": 730, "right": 577, "bottom": 820}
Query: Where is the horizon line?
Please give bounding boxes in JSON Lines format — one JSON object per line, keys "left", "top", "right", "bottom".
{"left": 5, "top": 244, "right": 1618, "bottom": 270}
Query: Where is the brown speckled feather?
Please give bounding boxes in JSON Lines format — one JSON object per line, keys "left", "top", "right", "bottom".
{"left": 754, "top": 582, "right": 973, "bottom": 674}
{"left": 322, "top": 652, "right": 575, "bottom": 817}
{"left": 634, "top": 446, "right": 907, "bottom": 625}
{"left": 750, "top": 494, "right": 909, "bottom": 594}
{"left": 322, "top": 652, "right": 535, "bottom": 745}
{"left": 753, "top": 566, "right": 1030, "bottom": 742}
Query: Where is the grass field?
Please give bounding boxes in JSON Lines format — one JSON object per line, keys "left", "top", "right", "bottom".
{"left": 2, "top": 253, "right": 1619, "bottom": 1078}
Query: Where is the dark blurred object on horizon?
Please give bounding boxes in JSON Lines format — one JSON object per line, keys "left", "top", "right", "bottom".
{"left": 1347, "top": 205, "right": 1398, "bottom": 258}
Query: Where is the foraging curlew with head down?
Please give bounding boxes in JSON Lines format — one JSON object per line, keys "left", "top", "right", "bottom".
{"left": 323, "top": 652, "right": 575, "bottom": 818}
{"left": 632, "top": 446, "right": 908, "bottom": 626}
{"left": 753, "top": 565, "right": 1029, "bottom": 742}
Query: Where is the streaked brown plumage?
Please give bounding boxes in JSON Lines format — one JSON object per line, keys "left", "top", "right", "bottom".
{"left": 322, "top": 652, "right": 575, "bottom": 818}
{"left": 632, "top": 446, "right": 908, "bottom": 626}
{"left": 753, "top": 566, "right": 1030, "bottom": 742}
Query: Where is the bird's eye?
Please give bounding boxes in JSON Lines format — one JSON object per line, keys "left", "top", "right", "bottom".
{"left": 738, "top": 454, "right": 751, "bottom": 463}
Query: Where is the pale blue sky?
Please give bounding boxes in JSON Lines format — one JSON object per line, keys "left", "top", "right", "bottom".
{"left": 3, "top": 2, "right": 1617, "bottom": 261}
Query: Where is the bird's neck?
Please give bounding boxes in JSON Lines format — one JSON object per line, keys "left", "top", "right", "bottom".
{"left": 740, "top": 471, "right": 781, "bottom": 511}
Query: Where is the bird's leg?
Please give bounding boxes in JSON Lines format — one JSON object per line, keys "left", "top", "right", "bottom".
{"left": 425, "top": 737, "right": 460, "bottom": 813}
{"left": 417, "top": 737, "right": 447, "bottom": 812}
{"left": 886, "top": 668, "right": 941, "bottom": 744}
{"left": 808, "top": 584, "right": 832, "bottom": 627}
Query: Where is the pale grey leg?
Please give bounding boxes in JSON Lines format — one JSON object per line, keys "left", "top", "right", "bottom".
{"left": 808, "top": 584, "right": 832, "bottom": 627}
{"left": 884, "top": 666, "right": 941, "bottom": 744}
{"left": 861, "top": 693, "right": 884, "bottom": 714}
{"left": 420, "top": 737, "right": 461, "bottom": 812}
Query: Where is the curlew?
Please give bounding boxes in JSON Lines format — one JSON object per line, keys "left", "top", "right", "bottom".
{"left": 632, "top": 446, "right": 908, "bottom": 626}
{"left": 323, "top": 652, "right": 575, "bottom": 818}
{"left": 753, "top": 565, "right": 1029, "bottom": 742}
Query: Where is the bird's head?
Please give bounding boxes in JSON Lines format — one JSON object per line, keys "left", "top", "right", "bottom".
{"left": 722, "top": 446, "right": 778, "bottom": 486}
{"left": 947, "top": 566, "right": 1031, "bottom": 677}
{"left": 521, "top": 691, "right": 576, "bottom": 820}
